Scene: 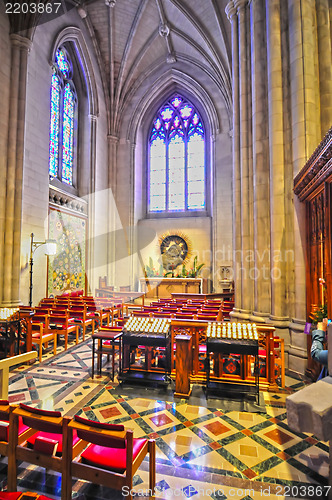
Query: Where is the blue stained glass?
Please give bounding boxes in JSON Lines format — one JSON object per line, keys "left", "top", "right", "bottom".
{"left": 192, "top": 113, "right": 199, "bottom": 125}
{"left": 149, "top": 137, "right": 166, "bottom": 212}
{"left": 161, "top": 107, "right": 173, "bottom": 120}
{"left": 55, "top": 49, "right": 70, "bottom": 78}
{"left": 61, "top": 83, "right": 75, "bottom": 185}
{"left": 169, "top": 134, "right": 185, "bottom": 211}
{"left": 172, "top": 96, "right": 182, "bottom": 107}
{"left": 148, "top": 94, "right": 205, "bottom": 213}
{"left": 180, "top": 105, "right": 192, "bottom": 118}
{"left": 49, "top": 73, "right": 60, "bottom": 177}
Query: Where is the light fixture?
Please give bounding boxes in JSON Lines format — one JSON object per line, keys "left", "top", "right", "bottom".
{"left": 29, "top": 233, "right": 57, "bottom": 307}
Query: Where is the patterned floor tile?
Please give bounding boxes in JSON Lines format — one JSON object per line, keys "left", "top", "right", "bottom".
{"left": 223, "top": 435, "right": 275, "bottom": 469}
{"left": 260, "top": 459, "right": 321, "bottom": 483}
{"left": 294, "top": 445, "right": 330, "bottom": 478}
{"left": 2, "top": 337, "right": 328, "bottom": 499}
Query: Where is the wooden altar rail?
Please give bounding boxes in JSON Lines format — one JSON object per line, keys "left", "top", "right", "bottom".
{"left": 170, "top": 320, "right": 277, "bottom": 391}
{"left": 95, "top": 289, "right": 145, "bottom": 307}
{"left": 140, "top": 277, "right": 208, "bottom": 299}
{"left": 171, "top": 292, "right": 234, "bottom": 301}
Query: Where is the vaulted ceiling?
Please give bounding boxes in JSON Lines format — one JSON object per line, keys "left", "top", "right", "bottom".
{"left": 6, "top": 0, "right": 233, "bottom": 135}
{"left": 77, "top": 0, "right": 232, "bottom": 134}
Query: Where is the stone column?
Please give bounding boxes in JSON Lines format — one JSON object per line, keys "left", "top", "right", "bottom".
{"left": 235, "top": 0, "right": 252, "bottom": 316}
{"left": 87, "top": 114, "right": 97, "bottom": 295}
{"left": 316, "top": 0, "right": 332, "bottom": 136}
{"left": 249, "top": 0, "right": 271, "bottom": 320}
{"left": 265, "top": 0, "right": 288, "bottom": 322}
{"left": 107, "top": 134, "right": 119, "bottom": 281}
{"left": 287, "top": 0, "right": 308, "bottom": 369}
{"left": 3, "top": 34, "right": 31, "bottom": 307}
{"left": 226, "top": 1, "right": 242, "bottom": 312}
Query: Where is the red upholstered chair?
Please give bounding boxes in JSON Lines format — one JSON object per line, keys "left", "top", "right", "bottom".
{"left": 0, "top": 494, "right": 54, "bottom": 500}
{"left": 0, "top": 494, "right": 21, "bottom": 499}
{"left": 66, "top": 415, "right": 156, "bottom": 500}
{"left": 68, "top": 304, "right": 95, "bottom": 341}
{"left": 8, "top": 404, "right": 81, "bottom": 500}
{"left": 48, "top": 311, "right": 79, "bottom": 350}
{"left": 26, "top": 313, "right": 57, "bottom": 363}
{"left": 196, "top": 313, "right": 218, "bottom": 321}
{"left": 0, "top": 400, "right": 34, "bottom": 459}
{"left": 175, "top": 313, "right": 195, "bottom": 320}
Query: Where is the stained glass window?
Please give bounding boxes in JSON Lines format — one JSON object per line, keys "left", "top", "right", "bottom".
{"left": 148, "top": 94, "right": 205, "bottom": 213}
{"left": 48, "top": 48, "right": 76, "bottom": 186}
{"left": 62, "top": 83, "right": 74, "bottom": 184}
{"left": 49, "top": 72, "right": 60, "bottom": 178}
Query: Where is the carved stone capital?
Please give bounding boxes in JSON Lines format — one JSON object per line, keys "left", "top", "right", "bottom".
{"left": 108, "top": 134, "right": 119, "bottom": 144}
{"left": 10, "top": 33, "right": 32, "bottom": 52}
{"left": 225, "top": 1, "right": 237, "bottom": 21}
{"left": 234, "top": 0, "right": 249, "bottom": 13}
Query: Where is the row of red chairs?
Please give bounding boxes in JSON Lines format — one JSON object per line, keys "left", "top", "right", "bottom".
{"left": 1, "top": 401, "right": 155, "bottom": 500}
{"left": 19, "top": 296, "right": 124, "bottom": 361}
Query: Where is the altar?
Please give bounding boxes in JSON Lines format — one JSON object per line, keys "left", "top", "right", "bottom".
{"left": 139, "top": 277, "right": 208, "bottom": 299}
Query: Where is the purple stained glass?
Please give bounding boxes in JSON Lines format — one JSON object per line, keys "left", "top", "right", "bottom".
{"left": 55, "top": 49, "right": 70, "bottom": 78}
{"left": 148, "top": 94, "right": 205, "bottom": 212}
{"left": 49, "top": 73, "right": 60, "bottom": 177}
{"left": 180, "top": 105, "right": 192, "bottom": 118}
{"left": 61, "top": 83, "right": 75, "bottom": 185}
{"left": 161, "top": 107, "right": 173, "bottom": 120}
{"left": 149, "top": 137, "right": 166, "bottom": 211}
{"left": 172, "top": 96, "right": 182, "bottom": 107}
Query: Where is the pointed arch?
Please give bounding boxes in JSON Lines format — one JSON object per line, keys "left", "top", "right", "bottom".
{"left": 50, "top": 27, "right": 99, "bottom": 117}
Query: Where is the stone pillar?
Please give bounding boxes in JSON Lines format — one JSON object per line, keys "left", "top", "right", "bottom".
{"left": 265, "top": 0, "right": 288, "bottom": 322}
{"left": 129, "top": 141, "right": 136, "bottom": 289}
{"left": 2, "top": 34, "right": 31, "bottom": 307}
{"left": 316, "top": 0, "right": 332, "bottom": 136}
{"left": 87, "top": 114, "right": 97, "bottom": 295}
{"left": 107, "top": 134, "right": 119, "bottom": 281}
{"left": 226, "top": 1, "right": 242, "bottom": 313}
{"left": 249, "top": 0, "right": 271, "bottom": 320}
{"left": 287, "top": 0, "right": 312, "bottom": 372}
{"left": 235, "top": 0, "right": 252, "bottom": 316}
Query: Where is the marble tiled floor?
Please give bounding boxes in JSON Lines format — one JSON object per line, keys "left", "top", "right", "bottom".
{"left": 1, "top": 336, "right": 330, "bottom": 499}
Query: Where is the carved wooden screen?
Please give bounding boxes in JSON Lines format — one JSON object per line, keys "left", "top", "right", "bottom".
{"left": 306, "top": 187, "right": 331, "bottom": 317}
{"left": 294, "top": 128, "right": 332, "bottom": 380}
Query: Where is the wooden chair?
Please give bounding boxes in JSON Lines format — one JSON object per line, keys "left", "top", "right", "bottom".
{"left": 7, "top": 404, "right": 81, "bottom": 499}
{"left": 258, "top": 336, "right": 285, "bottom": 387}
{"left": 0, "top": 401, "right": 35, "bottom": 458}
{"left": 65, "top": 415, "right": 156, "bottom": 500}
{"left": 27, "top": 313, "right": 57, "bottom": 362}
{"left": 91, "top": 327, "right": 123, "bottom": 380}
{"left": 68, "top": 304, "right": 95, "bottom": 341}
{"left": 84, "top": 300, "right": 110, "bottom": 327}
{"left": 49, "top": 311, "right": 79, "bottom": 350}
{"left": 99, "top": 276, "right": 108, "bottom": 288}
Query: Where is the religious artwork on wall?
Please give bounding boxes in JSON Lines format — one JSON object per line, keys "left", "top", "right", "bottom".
{"left": 159, "top": 231, "right": 191, "bottom": 271}
{"left": 47, "top": 208, "right": 86, "bottom": 296}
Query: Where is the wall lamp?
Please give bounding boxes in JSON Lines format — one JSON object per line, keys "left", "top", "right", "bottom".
{"left": 29, "top": 233, "right": 57, "bottom": 307}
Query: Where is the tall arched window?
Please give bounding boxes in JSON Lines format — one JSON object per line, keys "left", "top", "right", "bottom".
{"left": 148, "top": 94, "right": 205, "bottom": 213}
{"left": 49, "top": 47, "right": 77, "bottom": 186}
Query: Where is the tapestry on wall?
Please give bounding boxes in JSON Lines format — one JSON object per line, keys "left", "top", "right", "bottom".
{"left": 48, "top": 209, "right": 86, "bottom": 296}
